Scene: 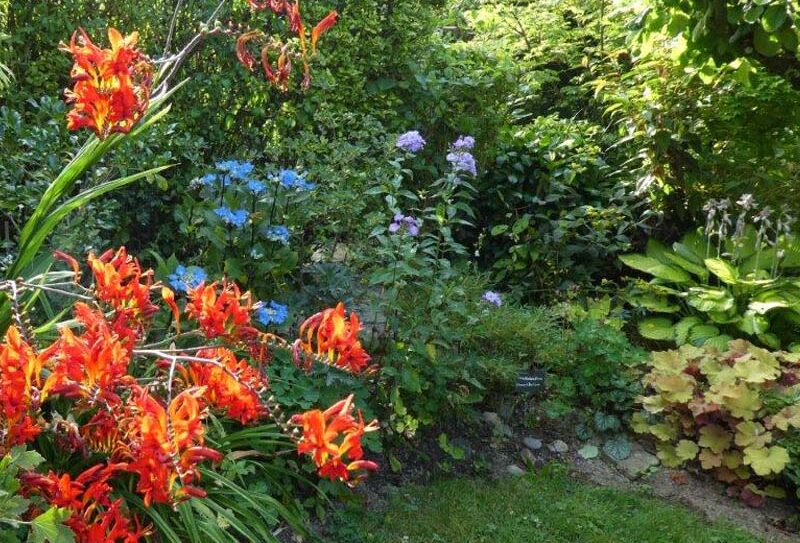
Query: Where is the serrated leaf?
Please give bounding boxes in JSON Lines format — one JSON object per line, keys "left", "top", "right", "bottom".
{"left": 675, "top": 439, "right": 699, "bottom": 461}
{"left": 30, "top": 508, "right": 75, "bottom": 543}
{"left": 698, "top": 424, "right": 732, "bottom": 454}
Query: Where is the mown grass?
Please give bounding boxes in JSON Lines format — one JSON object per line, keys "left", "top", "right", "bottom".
{"left": 328, "top": 465, "right": 762, "bottom": 543}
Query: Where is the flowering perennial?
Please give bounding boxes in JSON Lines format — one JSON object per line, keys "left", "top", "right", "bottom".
{"left": 0, "top": 247, "right": 379, "bottom": 541}
{"left": 237, "top": 1, "right": 339, "bottom": 89}
{"left": 255, "top": 300, "right": 289, "bottom": 326}
{"left": 61, "top": 27, "right": 152, "bottom": 138}
{"left": 389, "top": 213, "right": 421, "bottom": 237}
{"left": 168, "top": 264, "right": 208, "bottom": 293}
{"left": 396, "top": 130, "right": 426, "bottom": 153}
{"left": 298, "top": 303, "right": 372, "bottom": 374}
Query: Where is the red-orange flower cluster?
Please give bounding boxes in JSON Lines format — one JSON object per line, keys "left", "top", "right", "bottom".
{"left": 185, "top": 280, "right": 256, "bottom": 340}
{"left": 239, "top": 0, "right": 339, "bottom": 89}
{"left": 87, "top": 247, "right": 157, "bottom": 326}
{"left": 43, "top": 303, "right": 134, "bottom": 406}
{"left": 120, "top": 387, "right": 222, "bottom": 506}
{"left": 0, "top": 327, "right": 44, "bottom": 454}
{"left": 182, "top": 348, "right": 269, "bottom": 424}
{"left": 291, "top": 395, "right": 378, "bottom": 483}
{"left": 299, "top": 303, "right": 372, "bottom": 373}
{"left": 22, "top": 464, "right": 150, "bottom": 543}
{"left": 61, "top": 27, "right": 152, "bottom": 138}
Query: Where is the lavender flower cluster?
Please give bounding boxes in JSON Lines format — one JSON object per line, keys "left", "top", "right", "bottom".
{"left": 389, "top": 214, "right": 421, "bottom": 237}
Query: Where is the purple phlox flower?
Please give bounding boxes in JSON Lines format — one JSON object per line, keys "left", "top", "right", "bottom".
{"left": 452, "top": 135, "right": 475, "bottom": 151}
{"left": 215, "top": 207, "right": 249, "bottom": 228}
{"left": 389, "top": 214, "right": 421, "bottom": 237}
{"left": 396, "top": 130, "right": 426, "bottom": 153}
{"left": 482, "top": 291, "right": 502, "bottom": 307}
{"left": 447, "top": 150, "right": 478, "bottom": 176}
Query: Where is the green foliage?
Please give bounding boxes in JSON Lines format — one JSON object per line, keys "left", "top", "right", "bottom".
{"left": 634, "top": 341, "right": 800, "bottom": 505}
{"left": 0, "top": 447, "right": 75, "bottom": 542}
{"left": 543, "top": 318, "right": 647, "bottom": 424}
{"left": 481, "top": 116, "right": 637, "bottom": 297}
{"left": 622, "top": 227, "right": 800, "bottom": 349}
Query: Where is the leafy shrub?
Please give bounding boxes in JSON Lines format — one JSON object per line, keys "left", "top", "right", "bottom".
{"left": 633, "top": 341, "right": 800, "bottom": 506}
{"left": 481, "top": 116, "right": 638, "bottom": 298}
{"left": 544, "top": 319, "right": 647, "bottom": 424}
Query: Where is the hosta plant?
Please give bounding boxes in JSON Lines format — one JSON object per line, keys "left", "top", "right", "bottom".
{"left": 632, "top": 340, "right": 800, "bottom": 506}
{"left": 621, "top": 196, "right": 800, "bottom": 349}
{"left": 0, "top": 247, "right": 378, "bottom": 542}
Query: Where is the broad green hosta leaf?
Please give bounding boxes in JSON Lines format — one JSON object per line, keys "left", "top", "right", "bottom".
{"left": 627, "top": 293, "right": 680, "bottom": 313}
{"left": 737, "top": 311, "right": 769, "bottom": 335}
{"left": 688, "top": 324, "right": 720, "bottom": 346}
{"left": 664, "top": 250, "right": 708, "bottom": 279}
{"left": 619, "top": 254, "right": 691, "bottom": 283}
{"left": 703, "top": 334, "right": 733, "bottom": 351}
{"left": 704, "top": 258, "right": 739, "bottom": 284}
{"left": 638, "top": 317, "right": 675, "bottom": 341}
{"left": 674, "top": 316, "right": 702, "bottom": 345}
{"left": 687, "top": 287, "right": 735, "bottom": 313}
{"left": 757, "top": 332, "right": 781, "bottom": 349}
{"left": 645, "top": 239, "right": 672, "bottom": 264}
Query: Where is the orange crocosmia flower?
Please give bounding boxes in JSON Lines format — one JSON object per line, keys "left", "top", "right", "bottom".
{"left": 185, "top": 280, "right": 256, "bottom": 340}
{"left": 291, "top": 394, "right": 379, "bottom": 483}
{"left": 161, "top": 286, "right": 181, "bottom": 333}
{"left": 183, "top": 348, "right": 268, "bottom": 424}
{"left": 61, "top": 27, "right": 152, "bottom": 139}
{"left": 43, "top": 303, "right": 134, "bottom": 406}
{"left": 0, "top": 326, "right": 45, "bottom": 454}
{"left": 311, "top": 10, "right": 338, "bottom": 53}
{"left": 21, "top": 464, "right": 151, "bottom": 543}
{"left": 53, "top": 250, "right": 81, "bottom": 277}
{"left": 87, "top": 247, "right": 157, "bottom": 323}
{"left": 121, "top": 387, "right": 221, "bottom": 506}
{"left": 299, "top": 303, "right": 372, "bottom": 373}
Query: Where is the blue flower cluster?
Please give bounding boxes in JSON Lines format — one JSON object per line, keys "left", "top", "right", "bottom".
{"left": 396, "top": 130, "right": 426, "bottom": 153}
{"left": 168, "top": 264, "right": 208, "bottom": 293}
{"left": 255, "top": 300, "right": 289, "bottom": 326}
{"left": 216, "top": 160, "right": 255, "bottom": 180}
{"left": 279, "top": 169, "right": 316, "bottom": 191}
{"left": 215, "top": 207, "right": 249, "bottom": 228}
{"left": 247, "top": 180, "right": 267, "bottom": 194}
{"left": 264, "top": 225, "right": 290, "bottom": 244}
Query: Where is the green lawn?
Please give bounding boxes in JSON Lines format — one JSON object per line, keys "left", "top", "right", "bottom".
{"left": 329, "top": 465, "right": 762, "bottom": 543}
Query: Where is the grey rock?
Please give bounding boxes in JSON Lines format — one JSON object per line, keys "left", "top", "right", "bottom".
{"left": 618, "top": 449, "right": 660, "bottom": 479}
{"left": 523, "top": 437, "right": 543, "bottom": 451}
{"left": 506, "top": 464, "right": 525, "bottom": 476}
{"left": 548, "top": 440, "right": 569, "bottom": 454}
{"left": 483, "top": 411, "right": 501, "bottom": 426}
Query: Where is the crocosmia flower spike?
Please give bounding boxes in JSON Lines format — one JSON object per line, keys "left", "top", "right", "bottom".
{"left": 298, "top": 303, "right": 372, "bottom": 374}
{"left": 61, "top": 27, "right": 153, "bottom": 138}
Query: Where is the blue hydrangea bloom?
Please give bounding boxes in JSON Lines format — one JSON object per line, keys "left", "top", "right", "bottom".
{"left": 247, "top": 180, "right": 267, "bottom": 194}
{"left": 279, "top": 169, "right": 316, "bottom": 191}
{"left": 216, "top": 160, "right": 254, "bottom": 180}
{"left": 264, "top": 225, "right": 290, "bottom": 245}
{"left": 215, "top": 207, "right": 249, "bottom": 228}
{"left": 255, "top": 300, "right": 289, "bottom": 326}
{"left": 199, "top": 173, "right": 217, "bottom": 186}
{"left": 168, "top": 265, "right": 208, "bottom": 293}
{"left": 396, "top": 130, "right": 426, "bottom": 153}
